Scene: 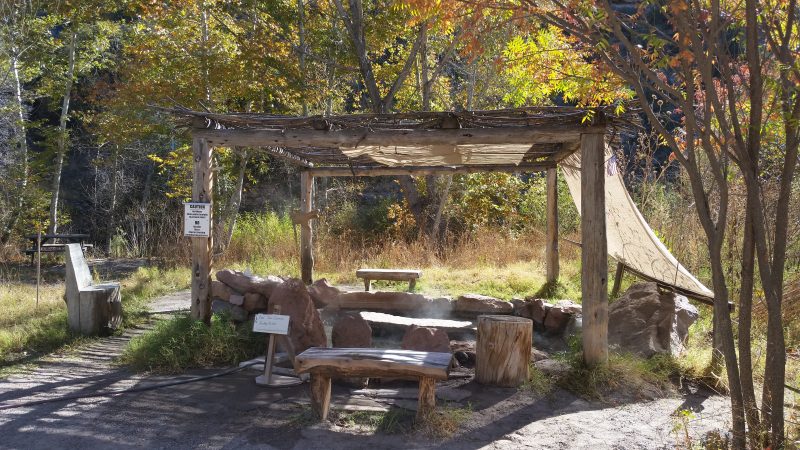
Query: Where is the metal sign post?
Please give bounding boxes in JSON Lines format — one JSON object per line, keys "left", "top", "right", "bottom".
{"left": 253, "top": 305, "right": 302, "bottom": 387}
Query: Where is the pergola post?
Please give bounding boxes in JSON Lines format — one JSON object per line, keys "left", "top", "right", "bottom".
{"left": 191, "top": 136, "right": 213, "bottom": 323}
{"left": 300, "top": 171, "right": 314, "bottom": 284}
{"left": 580, "top": 132, "right": 608, "bottom": 366}
{"left": 545, "top": 167, "right": 559, "bottom": 284}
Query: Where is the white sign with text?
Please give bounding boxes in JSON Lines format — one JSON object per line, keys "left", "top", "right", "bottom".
{"left": 253, "top": 314, "right": 290, "bottom": 335}
{"left": 183, "top": 202, "right": 210, "bottom": 237}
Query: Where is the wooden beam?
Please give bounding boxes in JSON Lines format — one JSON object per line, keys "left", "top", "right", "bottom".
{"left": 546, "top": 167, "right": 559, "bottom": 284}
{"left": 307, "top": 163, "right": 554, "bottom": 177}
{"left": 264, "top": 147, "right": 314, "bottom": 167}
{"left": 194, "top": 125, "right": 605, "bottom": 149}
{"left": 610, "top": 261, "right": 625, "bottom": 298}
{"left": 191, "top": 136, "right": 213, "bottom": 323}
{"left": 300, "top": 172, "right": 314, "bottom": 284}
{"left": 580, "top": 133, "right": 608, "bottom": 366}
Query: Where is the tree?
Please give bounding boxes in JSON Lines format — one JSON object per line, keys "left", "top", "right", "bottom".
{"left": 510, "top": 0, "right": 797, "bottom": 446}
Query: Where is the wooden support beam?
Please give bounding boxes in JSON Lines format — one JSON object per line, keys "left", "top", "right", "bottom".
{"left": 264, "top": 147, "right": 314, "bottom": 167}
{"left": 546, "top": 167, "right": 559, "bottom": 284}
{"left": 191, "top": 137, "right": 213, "bottom": 323}
{"left": 307, "top": 163, "right": 554, "bottom": 177}
{"left": 194, "top": 125, "right": 604, "bottom": 149}
{"left": 300, "top": 172, "right": 314, "bottom": 284}
{"left": 580, "top": 133, "right": 608, "bottom": 366}
{"left": 610, "top": 261, "right": 625, "bottom": 298}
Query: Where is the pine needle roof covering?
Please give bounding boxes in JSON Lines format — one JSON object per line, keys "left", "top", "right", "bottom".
{"left": 169, "top": 106, "right": 635, "bottom": 172}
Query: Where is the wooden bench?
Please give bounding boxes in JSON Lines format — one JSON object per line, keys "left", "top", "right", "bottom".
{"left": 356, "top": 269, "right": 422, "bottom": 292}
{"left": 64, "top": 244, "right": 122, "bottom": 335}
{"left": 295, "top": 347, "right": 452, "bottom": 420}
{"left": 24, "top": 233, "right": 93, "bottom": 265}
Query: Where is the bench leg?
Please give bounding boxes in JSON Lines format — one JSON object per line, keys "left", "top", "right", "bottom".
{"left": 417, "top": 376, "right": 436, "bottom": 421}
{"left": 363, "top": 278, "right": 370, "bottom": 292}
{"left": 408, "top": 279, "right": 416, "bottom": 292}
{"left": 310, "top": 373, "right": 332, "bottom": 420}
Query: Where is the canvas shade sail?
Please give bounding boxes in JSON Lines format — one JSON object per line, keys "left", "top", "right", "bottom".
{"left": 339, "top": 144, "right": 536, "bottom": 166}
{"left": 561, "top": 148, "right": 714, "bottom": 299}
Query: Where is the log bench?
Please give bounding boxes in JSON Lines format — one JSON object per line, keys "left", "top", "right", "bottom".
{"left": 356, "top": 268, "right": 422, "bottom": 292}
{"left": 295, "top": 347, "right": 452, "bottom": 421}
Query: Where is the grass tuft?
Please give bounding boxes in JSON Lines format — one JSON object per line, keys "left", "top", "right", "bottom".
{"left": 523, "top": 364, "right": 555, "bottom": 395}
{"left": 415, "top": 405, "right": 472, "bottom": 439}
{"left": 119, "top": 314, "right": 265, "bottom": 373}
{"left": 333, "top": 409, "right": 414, "bottom": 434}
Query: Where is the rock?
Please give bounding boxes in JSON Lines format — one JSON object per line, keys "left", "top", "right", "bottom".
{"left": 511, "top": 298, "right": 528, "bottom": 317}
{"left": 268, "top": 278, "right": 327, "bottom": 354}
{"left": 554, "top": 299, "right": 582, "bottom": 315}
{"left": 308, "top": 278, "right": 340, "bottom": 308}
{"left": 229, "top": 294, "right": 245, "bottom": 306}
{"left": 454, "top": 293, "right": 513, "bottom": 315}
{"left": 211, "top": 299, "right": 248, "bottom": 322}
{"left": 530, "top": 299, "right": 550, "bottom": 326}
{"left": 532, "top": 348, "right": 549, "bottom": 361}
{"left": 608, "top": 282, "right": 700, "bottom": 357}
{"left": 543, "top": 300, "right": 581, "bottom": 335}
{"left": 401, "top": 325, "right": 451, "bottom": 353}
{"left": 436, "top": 387, "right": 472, "bottom": 402}
{"left": 332, "top": 291, "right": 446, "bottom": 314}
{"left": 211, "top": 280, "right": 238, "bottom": 301}
{"left": 243, "top": 293, "right": 268, "bottom": 313}
{"left": 215, "top": 269, "right": 283, "bottom": 298}
{"left": 453, "top": 350, "right": 476, "bottom": 368}
{"left": 332, "top": 313, "right": 372, "bottom": 348}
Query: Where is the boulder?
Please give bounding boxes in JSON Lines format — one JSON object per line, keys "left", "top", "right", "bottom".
{"left": 243, "top": 293, "right": 268, "bottom": 313}
{"left": 215, "top": 269, "right": 283, "bottom": 298}
{"left": 454, "top": 293, "right": 513, "bottom": 315}
{"left": 211, "top": 299, "right": 248, "bottom": 322}
{"left": 211, "top": 280, "right": 238, "bottom": 302}
{"left": 401, "top": 325, "right": 451, "bottom": 353}
{"left": 331, "top": 291, "right": 448, "bottom": 315}
{"left": 543, "top": 300, "right": 581, "bottom": 335}
{"left": 228, "top": 294, "right": 245, "bottom": 307}
{"left": 268, "top": 278, "right": 327, "bottom": 354}
{"left": 608, "top": 282, "right": 700, "bottom": 357}
{"left": 308, "top": 278, "right": 340, "bottom": 308}
{"left": 332, "top": 313, "right": 372, "bottom": 348}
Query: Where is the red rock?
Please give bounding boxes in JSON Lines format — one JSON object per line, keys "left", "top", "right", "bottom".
{"left": 332, "top": 313, "right": 372, "bottom": 348}
{"left": 454, "top": 293, "right": 513, "bottom": 315}
{"left": 211, "top": 280, "right": 236, "bottom": 301}
{"left": 308, "top": 278, "right": 340, "bottom": 309}
{"left": 401, "top": 325, "right": 450, "bottom": 353}
{"left": 243, "top": 293, "right": 268, "bottom": 312}
{"left": 215, "top": 269, "right": 283, "bottom": 298}
{"left": 268, "top": 278, "right": 327, "bottom": 354}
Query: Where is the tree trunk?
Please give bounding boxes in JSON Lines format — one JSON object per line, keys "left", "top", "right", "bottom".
{"left": 106, "top": 145, "right": 119, "bottom": 253}
{"left": 297, "top": 0, "right": 308, "bottom": 116}
{"left": 222, "top": 149, "right": 248, "bottom": 251}
{"left": 739, "top": 194, "right": 761, "bottom": 447}
{"left": 1, "top": 53, "right": 29, "bottom": 244}
{"left": 48, "top": 31, "right": 77, "bottom": 234}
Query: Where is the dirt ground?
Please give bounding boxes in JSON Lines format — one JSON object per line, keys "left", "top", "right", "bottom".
{"left": 0, "top": 291, "right": 732, "bottom": 450}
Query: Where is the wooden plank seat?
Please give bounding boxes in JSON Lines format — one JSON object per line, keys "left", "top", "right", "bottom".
{"left": 356, "top": 268, "right": 422, "bottom": 292}
{"left": 295, "top": 347, "right": 452, "bottom": 421}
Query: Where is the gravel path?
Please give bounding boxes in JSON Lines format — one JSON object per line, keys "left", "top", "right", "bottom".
{"left": 0, "top": 290, "right": 731, "bottom": 449}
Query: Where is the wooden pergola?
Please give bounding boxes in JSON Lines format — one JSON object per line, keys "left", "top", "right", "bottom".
{"left": 175, "top": 106, "right": 629, "bottom": 366}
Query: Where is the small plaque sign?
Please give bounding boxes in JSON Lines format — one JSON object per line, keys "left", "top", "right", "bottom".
{"left": 183, "top": 202, "right": 211, "bottom": 237}
{"left": 253, "top": 314, "right": 290, "bottom": 335}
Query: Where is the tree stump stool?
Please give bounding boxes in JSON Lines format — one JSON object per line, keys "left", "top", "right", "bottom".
{"left": 476, "top": 315, "right": 532, "bottom": 387}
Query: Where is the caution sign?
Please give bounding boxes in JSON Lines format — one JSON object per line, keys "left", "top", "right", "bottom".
{"left": 184, "top": 202, "right": 210, "bottom": 237}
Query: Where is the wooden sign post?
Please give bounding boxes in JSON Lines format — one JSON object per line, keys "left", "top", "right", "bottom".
{"left": 253, "top": 305, "right": 302, "bottom": 387}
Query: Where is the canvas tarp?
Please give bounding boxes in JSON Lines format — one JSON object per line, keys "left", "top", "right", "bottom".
{"left": 561, "top": 149, "right": 714, "bottom": 299}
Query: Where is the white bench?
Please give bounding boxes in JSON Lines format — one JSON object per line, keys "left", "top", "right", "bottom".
{"left": 356, "top": 269, "right": 422, "bottom": 292}
{"left": 64, "top": 244, "right": 122, "bottom": 335}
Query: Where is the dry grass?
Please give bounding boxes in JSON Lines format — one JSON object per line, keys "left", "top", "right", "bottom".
{"left": 0, "top": 265, "right": 190, "bottom": 368}
{"left": 415, "top": 405, "right": 473, "bottom": 439}
{"left": 221, "top": 212, "right": 584, "bottom": 299}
